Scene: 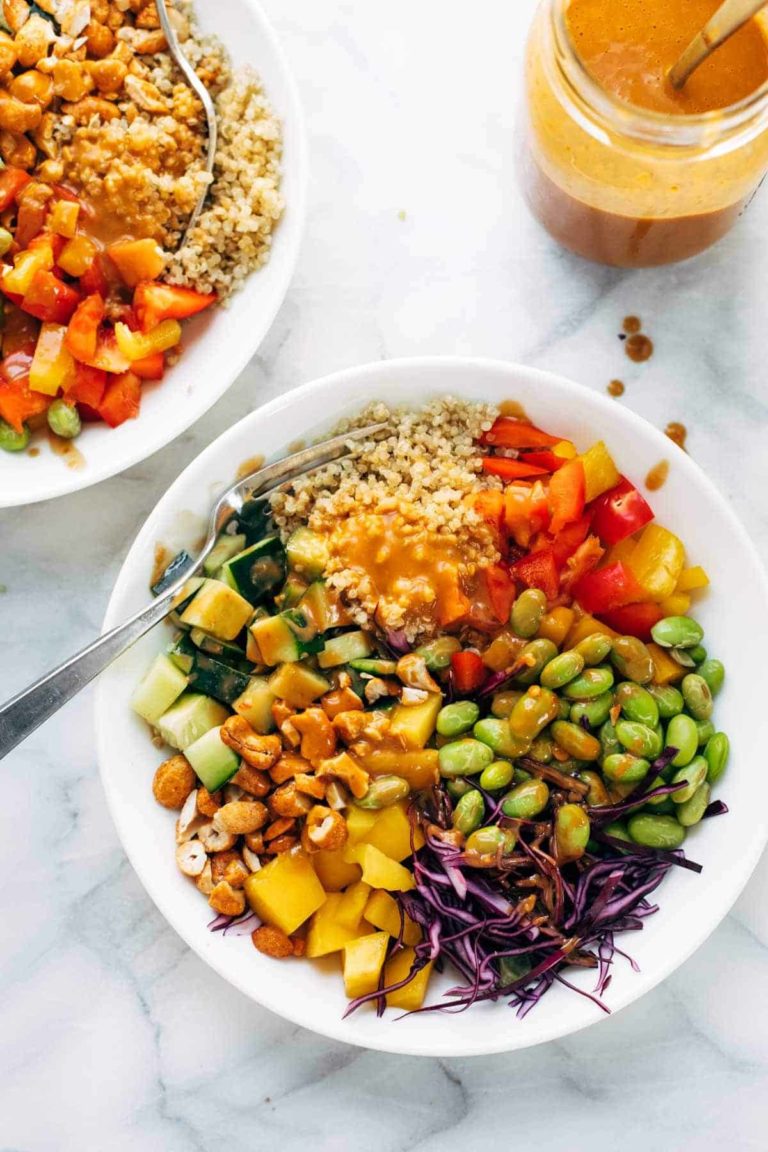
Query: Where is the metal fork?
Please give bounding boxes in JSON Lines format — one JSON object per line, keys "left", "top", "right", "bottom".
{"left": 0, "top": 424, "right": 387, "bottom": 761}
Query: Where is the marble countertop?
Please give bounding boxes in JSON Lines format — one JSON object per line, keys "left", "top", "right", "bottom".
{"left": 3, "top": 1, "right": 768, "bottom": 1148}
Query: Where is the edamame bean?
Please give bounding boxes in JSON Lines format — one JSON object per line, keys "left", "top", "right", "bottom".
{"left": 698, "top": 659, "right": 725, "bottom": 697}
{"left": 646, "top": 684, "right": 684, "bottom": 720}
{"left": 615, "top": 719, "right": 663, "bottom": 760}
{"left": 446, "top": 778, "right": 472, "bottom": 799}
{"left": 509, "top": 686, "right": 559, "bottom": 740}
{"left": 437, "top": 700, "right": 480, "bottom": 737}
{"left": 599, "top": 719, "right": 621, "bottom": 758}
{"left": 555, "top": 804, "right": 591, "bottom": 862}
{"left": 570, "top": 692, "right": 613, "bottom": 728}
{"left": 498, "top": 955, "right": 531, "bottom": 984}
{"left": 479, "top": 760, "right": 515, "bottom": 791}
{"left": 529, "top": 734, "right": 554, "bottom": 763}
{"left": 466, "top": 825, "right": 517, "bottom": 856}
{"left": 551, "top": 720, "right": 602, "bottom": 761}
{"left": 438, "top": 738, "right": 494, "bottom": 778}
{"left": 501, "top": 778, "right": 550, "bottom": 819}
{"left": 667, "top": 713, "right": 698, "bottom": 767}
{"left": 573, "top": 633, "right": 613, "bottom": 666}
{"left": 540, "top": 650, "right": 584, "bottom": 689}
{"left": 357, "top": 775, "right": 410, "bottom": 809}
{"left": 513, "top": 766, "right": 533, "bottom": 783}
{"left": 557, "top": 695, "right": 571, "bottom": 720}
{"left": 695, "top": 719, "right": 715, "bottom": 747}
{"left": 47, "top": 399, "right": 81, "bottom": 440}
{"left": 452, "top": 790, "right": 485, "bottom": 836}
{"left": 578, "top": 769, "right": 610, "bottom": 807}
{"left": 415, "top": 635, "right": 461, "bottom": 671}
{"left": 616, "top": 683, "right": 660, "bottom": 728}
{"left": 491, "top": 690, "right": 524, "bottom": 718}
{"left": 603, "top": 820, "right": 631, "bottom": 843}
{"left": 0, "top": 418, "right": 29, "bottom": 452}
{"left": 689, "top": 645, "right": 707, "bottom": 665}
{"left": 474, "top": 718, "right": 531, "bottom": 759}
{"left": 704, "top": 732, "right": 730, "bottom": 784}
{"left": 646, "top": 796, "right": 677, "bottom": 815}
{"left": 670, "top": 755, "right": 708, "bottom": 804}
{"left": 563, "top": 665, "right": 615, "bottom": 700}
{"left": 514, "top": 639, "right": 559, "bottom": 685}
{"left": 602, "top": 753, "right": 651, "bottom": 783}
{"left": 650, "top": 615, "right": 704, "bottom": 650}
{"left": 628, "top": 813, "right": 686, "bottom": 850}
{"left": 677, "top": 782, "right": 711, "bottom": 827}
{"left": 610, "top": 636, "right": 654, "bottom": 684}
{"left": 511, "top": 588, "right": 547, "bottom": 638}
{"left": 682, "top": 673, "right": 713, "bottom": 721}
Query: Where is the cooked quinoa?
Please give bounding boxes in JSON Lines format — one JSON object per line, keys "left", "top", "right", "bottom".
{"left": 270, "top": 399, "right": 503, "bottom": 639}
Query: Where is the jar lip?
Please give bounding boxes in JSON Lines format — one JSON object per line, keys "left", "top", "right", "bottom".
{"left": 551, "top": 0, "right": 768, "bottom": 145}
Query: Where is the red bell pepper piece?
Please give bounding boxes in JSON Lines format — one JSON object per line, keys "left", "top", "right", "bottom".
{"left": 482, "top": 456, "right": 548, "bottom": 481}
{"left": 131, "top": 350, "right": 165, "bottom": 380}
{"left": 0, "top": 369, "right": 49, "bottom": 432}
{"left": 510, "top": 549, "right": 559, "bottom": 602}
{"left": 451, "top": 650, "right": 486, "bottom": 694}
{"left": 484, "top": 564, "right": 515, "bottom": 624}
{"left": 548, "top": 513, "right": 592, "bottom": 567}
{"left": 21, "top": 269, "right": 80, "bottom": 324}
{"left": 481, "top": 416, "right": 561, "bottom": 450}
{"left": 473, "top": 489, "right": 505, "bottom": 532}
{"left": 65, "top": 294, "right": 105, "bottom": 362}
{"left": 599, "top": 601, "right": 664, "bottom": 642}
{"left": 504, "top": 481, "right": 550, "bottom": 548}
{"left": 520, "top": 449, "right": 566, "bottom": 472}
{"left": 133, "top": 281, "right": 216, "bottom": 331}
{"left": 15, "top": 198, "right": 48, "bottom": 250}
{"left": 2, "top": 310, "right": 38, "bottom": 357}
{"left": 97, "top": 370, "right": 141, "bottom": 427}
{"left": 64, "top": 362, "right": 107, "bottom": 409}
{"left": 78, "top": 253, "right": 110, "bottom": 298}
{"left": 573, "top": 561, "right": 646, "bottom": 615}
{"left": 548, "top": 458, "right": 586, "bottom": 535}
{"left": 0, "top": 167, "right": 31, "bottom": 213}
{"left": 591, "top": 476, "right": 654, "bottom": 546}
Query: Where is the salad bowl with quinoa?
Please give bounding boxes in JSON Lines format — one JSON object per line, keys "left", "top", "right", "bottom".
{"left": 97, "top": 357, "right": 768, "bottom": 1056}
{"left": 0, "top": 0, "right": 306, "bottom": 506}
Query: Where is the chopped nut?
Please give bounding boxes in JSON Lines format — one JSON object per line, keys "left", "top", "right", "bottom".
{"left": 242, "top": 845, "right": 262, "bottom": 873}
{"left": 265, "top": 834, "right": 297, "bottom": 854}
{"left": 3, "top": 0, "right": 29, "bottom": 34}
{"left": 321, "top": 686, "right": 363, "bottom": 718}
{"left": 291, "top": 708, "right": 337, "bottom": 764}
{"left": 208, "top": 880, "right": 246, "bottom": 918}
{"left": 400, "top": 687, "right": 430, "bottom": 706}
{"left": 175, "top": 789, "right": 205, "bottom": 843}
{"left": 270, "top": 753, "right": 312, "bottom": 784}
{"left": 153, "top": 754, "right": 195, "bottom": 810}
{"left": 85, "top": 19, "right": 115, "bottom": 57}
{"left": 222, "top": 784, "right": 245, "bottom": 805}
{"left": 268, "top": 781, "right": 313, "bottom": 820}
{"left": 123, "top": 73, "right": 166, "bottom": 112}
{"left": 292, "top": 937, "right": 306, "bottom": 957}
{"left": 88, "top": 55, "right": 127, "bottom": 92}
{"left": 303, "top": 805, "right": 348, "bottom": 851}
{"left": 221, "top": 716, "right": 281, "bottom": 771}
{"left": 271, "top": 700, "right": 295, "bottom": 728}
{"left": 211, "top": 850, "right": 249, "bottom": 889}
{"left": 293, "top": 772, "right": 327, "bottom": 800}
{"left": 213, "top": 800, "right": 268, "bottom": 836}
{"left": 118, "top": 25, "right": 166, "bottom": 53}
{"left": 195, "top": 859, "right": 214, "bottom": 896}
{"left": 175, "top": 840, "right": 207, "bottom": 878}
{"left": 196, "top": 787, "right": 221, "bottom": 817}
{"left": 231, "top": 762, "right": 270, "bottom": 798}
{"left": 316, "top": 751, "right": 370, "bottom": 799}
{"left": 61, "top": 95, "right": 120, "bottom": 121}
{"left": 197, "top": 822, "right": 237, "bottom": 854}
{"left": 52, "top": 58, "right": 93, "bottom": 101}
{"left": 251, "top": 924, "right": 294, "bottom": 958}
{"left": 264, "top": 817, "right": 295, "bottom": 841}
{"left": 135, "top": 1, "right": 160, "bottom": 28}
{"left": 244, "top": 831, "right": 265, "bottom": 854}
{"left": 396, "top": 653, "right": 441, "bottom": 693}
{"left": 364, "top": 678, "right": 400, "bottom": 705}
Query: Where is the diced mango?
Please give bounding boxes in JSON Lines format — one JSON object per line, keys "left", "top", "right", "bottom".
{"left": 337, "top": 881, "right": 372, "bottom": 928}
{"left": 389, "top": 693, "right": 442, "bottom": 749}
{"left": 108, "top": 237, "right": 165, "bottom": 286}
{"left": 343, "top": 931, "right": 390, "bottom": 999}
{"left": 30, "top": 322, "right": 75, "bottom": 395}
{"left": 357, "top": 801, "right": 424, "bottom": 863}
{"left": 676, "top": 565, "right": 710, "bottom": 594}
{"left": 579, "top": 440, "right": 620, "bottom": 503}
{"left": 365, "top": 889, "right": 422, "bottom": 945}
{"left": 3, "top": 239, "right": 53, "bottom": 296}
{"left": 648, "top": 642, "right": 685, "bottom": 685}
{"left": 384, "top": 946, "right": 434, "bottom": 1011}
{"left": 180, "top": 579, "right": 253, "bottom": 641}
{"left": 565, "top": 613, "right": 618, "bottom": 648}
{"left": 58, "top": 235, "right": 97, "bottom": 278}
{"left": 358, "top": 748, "right": 439, "bottom": 791}
{"left": 553, "top": 439, "right": 577, "bottom": 459}
{"left": 49, "top": 199, "right": 79, "bottom": 238}
{"left": 345, "top": 805, "right": 378, "bottom": 845}
{"left": 244, "top": 850, "right": 325, "bottom": 935}
{"left": 343, "top": 843, "right": 416, "bottom": 891}
{"left": 312, "top": 847, "right": 362, "bottom": 892}
{"left": 305, "top": 893, "right": 372, "bottom": 958}
{"left": 627, "top": 524, "right": 686, "bottom": 601}
{"left": 538, "top": 606, "right": 574, "bottom": 647}
{"left": 659, "top": 593, "right": 691, "bottom": 616}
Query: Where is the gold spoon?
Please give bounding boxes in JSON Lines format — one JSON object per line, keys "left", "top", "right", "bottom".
{"left": 670, "top": 0, "right": 768, "bottom": 90}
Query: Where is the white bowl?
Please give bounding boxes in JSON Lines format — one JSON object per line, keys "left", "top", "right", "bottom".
{"left": 96, "top": 357, "right": 768, "bottom": 1056}
{"left": 0, "top": 0, "right": 307, "bottom": 509}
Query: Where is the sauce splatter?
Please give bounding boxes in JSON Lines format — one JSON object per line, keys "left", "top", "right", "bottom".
{"left": 625, "top": 333, "right": 654, "bottom": 362}
{"left": 237, "top": 453, "right": 265, "bottom": 480}
{"left": 499, "top": 400, "right": 531, "bottom": 422}
{"left": 27, "top": 446, "right": 40, "bottom": 457}
{"left": 47, "top": 430, "right": 85, "bottom": 470}
{"left": 645, "top": 460, "right": 669, "bottom": 491}
{"left": 623, "top": 315, "right": 642, "bottom": 335}
{"left": 151, "top": 544, "right": 172, "bottom": 589}
{"left": 665, "top": 421, "right": 687, "bottom": 451}
{"left": 607, "top": 379, "right": 625, "bottom": 397}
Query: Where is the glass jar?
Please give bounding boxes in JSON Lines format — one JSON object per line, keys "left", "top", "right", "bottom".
{"left": 520, "top": 0, "right": 768, "bottom": 267}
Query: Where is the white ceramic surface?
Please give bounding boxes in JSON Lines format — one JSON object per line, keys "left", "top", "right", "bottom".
{"left": 96, "top": 357, "right": 768, "bottom": 1057}
{"left": 0, "top": 0, "right": 307, "bottom": 509}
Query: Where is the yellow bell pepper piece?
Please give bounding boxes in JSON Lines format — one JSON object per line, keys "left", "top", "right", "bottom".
{"left": 357, "top": 748, "right": 438, "bottom": 791}
{"left": 659, "top": 593, "right": 691, "bottom": 616}
{"left": 564, "top": 613, "right": 618, "bottom": 648}
{"left": 29, "top": 323, "right": 75, "bottom": 396}
{"left": 107, "top": 237, "right": 165, "bottom": 286}
{"left": 579, "top": 440, "right": 620, "bottom": 503}
{"left": 3, "top": 239, "right": 54, "bottom": 296}
{"left": 648, "top": 642, "right": 685, "bottom": 685}
{"left": 311, "top": 847, "right": 361, "bottom": 892}
{"left": 305, "top": 893, "right": 372, "bottom": 958}
{"left": 676, "top": 566, "right": 710, "bottom": 594}
{"left": 49, "top": 199, "right": 80, "bottom": 238}
{"left": 343, "top": 843, "right": 416, "bottom": 891}
{"left": 58, "top": 235, "right": 97, "bottom": 278}
{"left": 627, "top": 524, "right": 686, "bottom": 601}
{"left": 384, "top": 947, "right": 434, "bottom": 1011}
{"left": 244, "top": 850, "right": 325, "bottom": 935}
{"left": 604, "top": 537, "right": 637, "bottom": 569}
{"left": 343, "top": 931, "right": 389, "bottom": 999}
{"left": 364, "top": 889, "right": 422, "bottom": 945}
{"left": 553, "top": 439, "right": 577, "bottom": 459}
{"left": 538, "top": 607, "right": 574, "bottom": 647}
{"left": 389, "top": 692, "right": 442, "bottom": 749}
{"left": 115, "top": 319, "right": 182, "bottom": 362}
{"left": 337, "top": 881, "right": 372, "bottom": 928}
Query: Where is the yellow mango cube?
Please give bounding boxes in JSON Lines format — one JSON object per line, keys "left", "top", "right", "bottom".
{"left": 345, "top": 806, "right": 377, "bottom": 844}
{"left": 627, "top": 524, "right": 685, "bottom": 601}
{"left": 359, "top": 801, "right": 425, "bottom": 863}
{"left": 343, "top": 931, "right": 390, "bottom": 999}
{"left": 648, "top": 642, "right": 685, "bottom": 685}
{"left": 358, "top": 748, "right": 439, "bottom": 791}
{"left": 537, "top": 607, "right": 574, "bottom": 647}
{"left": 180, "top": 579, "right": 253, "bottom": 641}
{"left": 312, "top": 848, "right": 362, "bottom": 892}
{"left": 579, "top": 441, "right": 620, "bottom": 503}
{"left": 244, "top": 850, "right": 325, "bottom": 935}
{"left": 384, "top": 947, "right": 434, "bottom": 1011}
{"left": 50, "top": 199, "right": 79, "bottom": 238}
{"left": 553, "top": 439, "right": 577, "bottom": 459}
{"left": 343, "top": 843, "right": 416, "bottom": 891}
{"left": 676, "top": 565, "right": 710, "bottom": 594}
{"left": 337, "top": 881, "right": 372, "bottom": 928}
{"left": 389, "top": 693, "right": 442, "bottom": 749}
{"left": 305, "top": 893, "right": 371, "bottom": 958}
{"left": 30, "top": 323, "right": 75, "bottom": 396}
{"left": 365, "top": 889, "right": 422, "bottom": 945}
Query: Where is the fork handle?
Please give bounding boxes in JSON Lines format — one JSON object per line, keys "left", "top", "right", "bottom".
{"left": 0, "top": 583, "right": 180, "bottom": 762}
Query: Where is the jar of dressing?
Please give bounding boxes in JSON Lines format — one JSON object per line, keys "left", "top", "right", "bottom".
{"left": 521, "top": 0, "right": 768, "bottom": 267}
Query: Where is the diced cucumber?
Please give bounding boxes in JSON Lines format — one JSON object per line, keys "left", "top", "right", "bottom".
{"left": 151, "top": 550, "right": 193, "bottom": 597}
{"left": 235, "top": 498, "right": 272, "bottom": 543}
{"left": 349, "top": 658, "right": 398, "bottom": 675}
{"left": 276, "top": 574, "right": 309, "bottom": 610}
{"left": 180, "top": 579, "right": 253, "bottom": 641}
{"left": 188, "top": 653, "right": 252, "bottom": 704}
{"left": 299, "top": 581, "right": 351, "bottom": 632}
{"left": 268, "top": 662, "right": 330, "bottom": 709}
{"left": 189, "top": 628, "right": 248, "bottom": 667}
{"left": 185, "top": 726, "right": 240, "bottom": 792}
{"left": 286, "top": 527, "right": 329, "bottom": 580}
{"left": 157, "top": 693, "right": 230, "bottom": 751}
{"left": 168, "top": 634, "right": 197, "bottom": 675}
{"left": 317, "top": 630, "right": 374, "bottom": 669}
{"left": 233, "top": 676, "right": 277, "bottom": 733}
{"left": 220, "top": 536, "right": 286, "bottom": 603}
{"left": 281, "top": 609, "right": 324, "bottom": 654}
{"left": 249, "top": 614, "right": 300, "bottom": 665}
{"left": 131, "top": 653, "right": 189, "bottom": 724}
{"left": 168, "top": 577, "right": 206, "bottom": 628}
{"left": 203, "top": 533, "right": 246, "bottom": 577}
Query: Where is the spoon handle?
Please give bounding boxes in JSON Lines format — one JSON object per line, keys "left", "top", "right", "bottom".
{"left": 670, "top": 0, "right": 767, "bottom": 89}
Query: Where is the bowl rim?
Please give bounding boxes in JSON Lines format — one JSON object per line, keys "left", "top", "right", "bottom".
{"left": 0, "top": 0, "right": 308, "bottom": 509}
{"left": 96, "top": 355, "right": 768, "bottom": 1056}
